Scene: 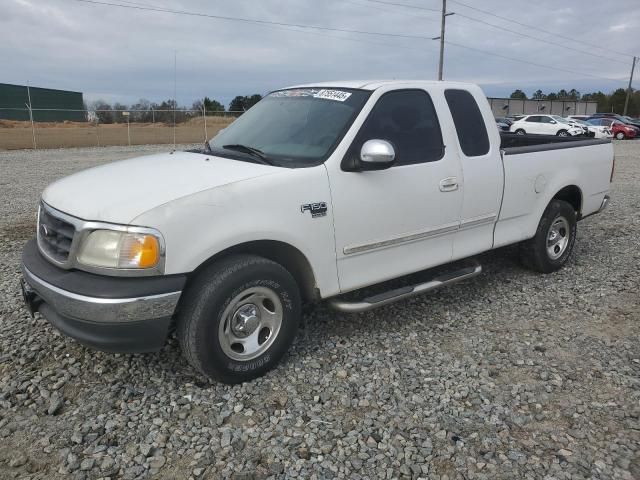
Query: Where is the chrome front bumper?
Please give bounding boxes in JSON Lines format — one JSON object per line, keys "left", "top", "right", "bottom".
{"left": 21, "top": 237, "right": 185, "bottom": 353}
{"left": 23, "top": 266, "right": 181, "bottom": 324}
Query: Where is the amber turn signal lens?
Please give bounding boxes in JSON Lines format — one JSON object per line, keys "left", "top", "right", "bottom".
{"left": 118, "top": 233, "right": 160, "bottom": 269}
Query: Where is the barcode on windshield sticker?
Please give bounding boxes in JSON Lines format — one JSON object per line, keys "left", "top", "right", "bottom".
{"left": 270, "top": 89, "right": 319, "bottom": 98}
{"left": 313, "top": 90, "right": 352, "bottom": 102}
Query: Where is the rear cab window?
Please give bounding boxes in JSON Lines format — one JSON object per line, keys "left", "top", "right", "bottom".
{"left": 444, "top": 89, "right": 490, "bottom": 157}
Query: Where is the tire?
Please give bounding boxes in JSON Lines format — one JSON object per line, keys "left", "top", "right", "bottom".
{"left": 615, "top": 132, "right": 625, "bottom": 140}
{"left": 520, "top": 200, "right": 577, "bottom": 273}
{"left": 177, "top": 254, "right": 301, "bottom": 384}
{"left": 515, "top": 129, "right": 526, "bottom": 135}
{"left": 556, "top": 129, "right": 569, "bottom": 137}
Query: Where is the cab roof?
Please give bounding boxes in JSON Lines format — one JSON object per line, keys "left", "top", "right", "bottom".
{"left": 283, "top": 79, "right": 479, "bottom": 91}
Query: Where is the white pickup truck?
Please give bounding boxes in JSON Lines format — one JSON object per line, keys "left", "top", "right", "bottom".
{"left": 21, "top": 80, "right": 613, "bottom": 383}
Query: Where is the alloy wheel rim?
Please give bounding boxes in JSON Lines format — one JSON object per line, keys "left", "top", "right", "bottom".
{"left": 546, "top": 216, "right": 570, "bottom": 260}
{"left": 219, "top": 286, "right": 283, "bottom": 361}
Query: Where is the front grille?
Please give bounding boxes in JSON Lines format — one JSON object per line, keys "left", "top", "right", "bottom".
{"left": 38, "top": 205, "right": 76, "bottom": 263}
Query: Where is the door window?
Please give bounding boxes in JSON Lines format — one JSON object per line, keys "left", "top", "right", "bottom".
{"left": 526, "top": 116, "right": 541, "bottom": 122}
{"left": 540, "top": 116, "right": 554, "bottom": 123}
{"left": 344, "top": 89, "right": 444, "bottom": 167}
{"left": 444, "top": 89, "right": 490, "bottom": 157}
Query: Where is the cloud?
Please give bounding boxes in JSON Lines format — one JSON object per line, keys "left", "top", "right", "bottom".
{"left": 609, "top": 23, "right": 628, "bottom": 32}
{"left": 2, "top": 0, "right": 639, "bottom": 107}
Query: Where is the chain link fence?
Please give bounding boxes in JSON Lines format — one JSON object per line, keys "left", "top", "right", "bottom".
{"left": 0, "top": 108, "right": 241, "bottom": 150}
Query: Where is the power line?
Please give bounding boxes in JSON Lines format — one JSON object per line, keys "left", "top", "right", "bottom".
{"left": 452, "top": 13, "right": 630, "bottom": 66}
{"left": 72, "top": 0, "right": 629, "bottom": 86}
{"left": 356, "top": 0, "right": 631, "bottom": 66}
{"left": 445, "top": 40, "right": 626, "bottom": 84}
{"left": 358, "top": 0, "right": 440, "bottom": 12}
{"left": 343, "top": 0, "right": 439, "bottom": 22}
{"left": 449, "top": 0, "right": 635, "bottom": 60}
{"left": 357, "top": 0, "right": 634, "bottom": 65}
{"left": 73, "top": 0, "right": 435, "bottom": 40}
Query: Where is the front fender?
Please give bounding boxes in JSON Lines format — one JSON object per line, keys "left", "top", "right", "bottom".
{"left": 132, "top": 165, "right": 340, "bottom": 298}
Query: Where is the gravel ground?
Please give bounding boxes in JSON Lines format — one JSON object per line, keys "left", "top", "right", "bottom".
{"left": 0, "top": 142, "right": 638, "bottom": 480}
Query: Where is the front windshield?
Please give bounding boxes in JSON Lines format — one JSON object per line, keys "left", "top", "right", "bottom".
{"left": 210, "top": 88, "right": 371, "bottom": 166}
{"left": 552, "top": 115, "right": 569, "bottom": 122}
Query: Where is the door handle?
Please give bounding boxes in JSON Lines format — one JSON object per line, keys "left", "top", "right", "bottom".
{"left": 439, "top": 177, "right": 459, "bottom": 192}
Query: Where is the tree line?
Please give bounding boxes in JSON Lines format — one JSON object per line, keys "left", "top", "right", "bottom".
{"left": 509, "top": 88, "right": 640, "bottom": 116}
{"left": 87, "top": 94, "right": 263, "bottom": 124}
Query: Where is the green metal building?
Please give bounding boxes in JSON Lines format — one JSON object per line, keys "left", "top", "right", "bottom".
{"left": 0, "top": 83, "right": 85, "bottom": 122}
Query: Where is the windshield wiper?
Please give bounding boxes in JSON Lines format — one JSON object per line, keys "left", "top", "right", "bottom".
{"left": 222, "top": 144, "right": 275, "bottom": 166}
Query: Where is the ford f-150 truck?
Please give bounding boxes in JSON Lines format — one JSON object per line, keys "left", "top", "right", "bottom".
{"left": 20, "top": 81, "right": 614, "bottom": 383}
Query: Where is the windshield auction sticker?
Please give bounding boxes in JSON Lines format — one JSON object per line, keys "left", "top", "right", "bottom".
{"left": 313, "top": 89, "right": 352, "bottom": 102}
{"left": 270, "top": 89, "right": 318, "bottom": 98}
{"left": 270, "top": 88, "right": 352, "bottom": 102}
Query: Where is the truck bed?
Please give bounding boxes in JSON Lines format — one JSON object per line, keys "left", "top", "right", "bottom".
{"left": 500, "top": 132, "right": 610, "bottom": 154}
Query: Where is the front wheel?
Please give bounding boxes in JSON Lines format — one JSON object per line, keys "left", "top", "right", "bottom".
{"left": 521, "top": 200, "right": 577, "bottom": 273}
{"left": 557, "top": 129, "right": 569, "bottom": 137}
{"left": 177, "top": 255, "right": 301, "bottom": 384}
{"left": 615, "top": 132, "right": 625, "bottom": 140}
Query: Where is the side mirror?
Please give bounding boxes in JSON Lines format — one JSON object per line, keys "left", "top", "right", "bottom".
{"left": 359, "top": 139, "right": 396, "bottom": 170}
{"left": 550, "top": 120, "right": 556, "bottom": 124}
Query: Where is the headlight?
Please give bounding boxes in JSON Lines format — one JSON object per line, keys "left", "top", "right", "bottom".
{"left": 77, "top": 230, "right": 161, "bottom": 269}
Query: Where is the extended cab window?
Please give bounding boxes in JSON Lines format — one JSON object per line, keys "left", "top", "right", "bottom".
{"left": 345, "top": 89, "right": 444, "bottom": 167}
{"left": 444, "top": 89, "right": 490, "bottom": 157}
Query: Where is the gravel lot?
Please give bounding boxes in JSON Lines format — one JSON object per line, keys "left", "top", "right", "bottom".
{"left": 0, "top": 142, "right": 638, "bottom": 480}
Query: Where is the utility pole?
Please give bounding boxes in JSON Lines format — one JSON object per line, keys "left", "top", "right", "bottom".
{"left": 433, "top": 0, "right": 454, "bottom": 81}
{"left": 173, "top": 50, "right": 177, "bottom": 149}
{"left": 26, "top": 82, "right": 37, "bottom": 150}
{"left": 623, "top": 56, "right": 636, "bottom": 116}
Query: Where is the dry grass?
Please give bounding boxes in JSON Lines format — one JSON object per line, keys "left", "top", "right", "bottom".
{"left": 0, "top": 116, "right": 234, "bottom": 150}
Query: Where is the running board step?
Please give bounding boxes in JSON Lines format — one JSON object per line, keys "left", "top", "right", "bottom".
{"left": 328, "top": 263, "right": 482, "bottom": 313}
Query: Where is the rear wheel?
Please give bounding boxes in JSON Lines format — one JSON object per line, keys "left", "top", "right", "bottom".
{"left": 557, "top": 129, "right": 569, "bottom": 137}
{"left": 615, "top": 131, "right": 625, "bottom": 140}
{"left": 177, "top": 255, "right": 301, "bottom": 384}
{"left": 521, "top": 200, "right": 577, "bottom": 273}
{"left": 515, "top": 129, "right": 526, "bottom": 135}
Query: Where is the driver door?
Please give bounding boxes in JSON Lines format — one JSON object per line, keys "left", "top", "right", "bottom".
{"left": 325, "top": 89, "right": 463, "bottom": 292}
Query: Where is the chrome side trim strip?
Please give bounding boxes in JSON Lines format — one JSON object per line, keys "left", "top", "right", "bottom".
{"left": 598, "top": 195, "right": 610, "bottom": 213}
{"left": 343, "top": 223, "right": 459, "bottom": 255}
{"left": 23, "top": 267, "right": 181, "bottom": 323}
{"left": 329, "top": 263, "right": 482, "bottom": 312}
{"left": 343, "top": 214, "right": 498, "bottom": 256}
{"left": 459, "top": 214, "right": 497, "bottom": 230}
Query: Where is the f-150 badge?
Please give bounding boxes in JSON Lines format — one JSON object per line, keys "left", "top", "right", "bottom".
{"left": 301, "top": 202, "right": 327, "bottom": 218}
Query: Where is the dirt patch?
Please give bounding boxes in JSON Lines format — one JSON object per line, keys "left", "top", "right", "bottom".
{"left": 0, "top": 117, "right": 234, "bottom": 150}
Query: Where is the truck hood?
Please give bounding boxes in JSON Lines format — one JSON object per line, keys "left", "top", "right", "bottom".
{"left": 42, "top": 151, "right": 278, "bottom": 223}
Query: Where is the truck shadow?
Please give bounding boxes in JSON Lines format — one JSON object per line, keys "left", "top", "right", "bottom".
{"left": 291, "top": 244, "right": 539, "bottom": 352}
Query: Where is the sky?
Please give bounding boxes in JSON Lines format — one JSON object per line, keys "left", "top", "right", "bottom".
{"left": 2, "top": 0, "right": 640, "bottom": 109}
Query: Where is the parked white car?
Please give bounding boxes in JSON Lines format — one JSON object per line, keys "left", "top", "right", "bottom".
{"left": 509, "top": 114, "right": 584, "bottom": 136}
{"left": 571, "top": 118, "right": 613, "bottom": 139}
{"left": 21, "top": 80, "right": 614, "bottom": 383}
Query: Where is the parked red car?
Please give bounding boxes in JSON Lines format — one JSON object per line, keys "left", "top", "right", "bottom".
{"left": 589, "top": 118, "right": 637, "bottom": 140}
